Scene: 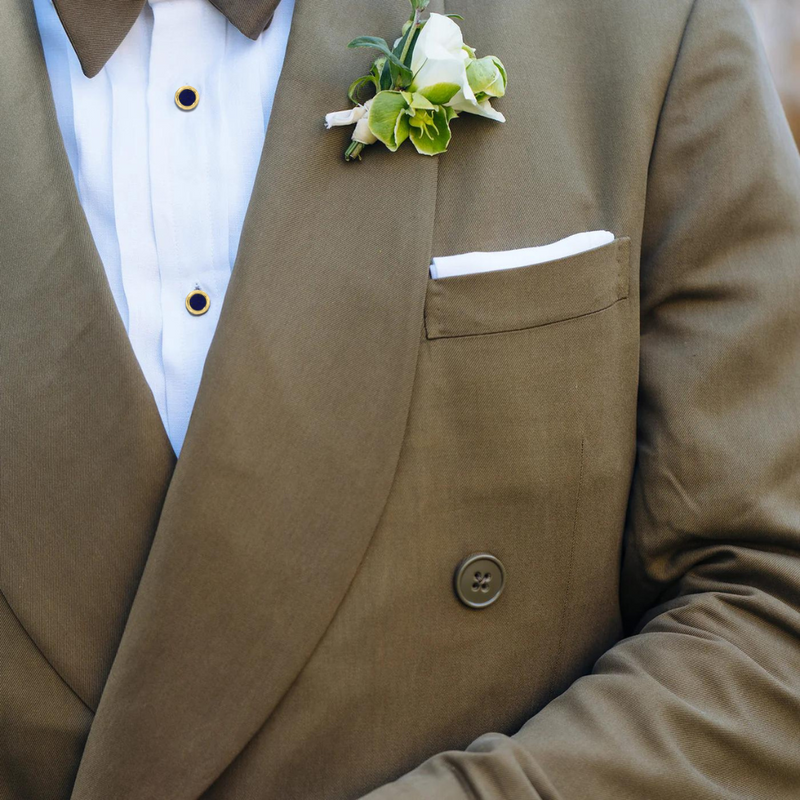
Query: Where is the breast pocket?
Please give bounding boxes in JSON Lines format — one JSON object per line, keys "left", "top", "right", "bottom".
{"left": 424, "top": 237, "right": 630, "bottom": 340}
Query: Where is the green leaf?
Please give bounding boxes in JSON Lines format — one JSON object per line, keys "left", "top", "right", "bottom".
{"left": 379, "top": 57, "right": 393, "bottom": 91}
{"left": 404, "top": 27, "right": 422, "bottom": 67}
{"left": 347, "top": 36, "right": 392, "bottom": 56}
{"left": 388, "top": 58, "right": 413, "bottom": 89}
{"left": 391, "top": 23, "right": 420, "bottom": 87}
{"left": 418, "top": 82, "right": 461, "bottom": 105}
{"left": 348, "top": 35, "right": 393, "bottom": 56}
{"left": 409, "top": 0, "right": 430, "bottom": 10}
{"left": 348, "top": 74, "right": 376, "bottom": 104}
{"left": 392, "top": 23, "right": 413, "bottom": 59}
{"left": 349, "top": 36, "right": 413, "bottom": 85}
{"left": 368, "top": 91, "right": 411, "bottom": 151}
{"left": 408, "top": 105, "right": 453, "bottom": 156}
{"left": 445, "top": 13, "right": 464, "bottom": 20}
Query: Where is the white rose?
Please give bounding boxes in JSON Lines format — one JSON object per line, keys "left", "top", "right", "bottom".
{"left": 410, "top": 13, "right": 505, "bottom": 122}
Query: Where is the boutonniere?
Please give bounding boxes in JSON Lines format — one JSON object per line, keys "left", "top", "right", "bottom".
{"left": 325, "top": 0, "right": 508, "bottom": 161}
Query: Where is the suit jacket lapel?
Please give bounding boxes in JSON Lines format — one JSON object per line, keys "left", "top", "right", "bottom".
{"left": 0, "top": 0, "right": 175, "bottom": 711}
{"left": 73, "top": 0, "right": 443, "bottom": 796}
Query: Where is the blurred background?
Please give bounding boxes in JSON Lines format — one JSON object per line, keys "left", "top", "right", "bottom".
{"left": 748, "top": 0, "right": 800, "bottom": 146}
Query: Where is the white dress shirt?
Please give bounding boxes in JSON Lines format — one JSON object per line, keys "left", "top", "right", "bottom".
{"left": 33, "top": 0, "right": 295, "bottom": 455}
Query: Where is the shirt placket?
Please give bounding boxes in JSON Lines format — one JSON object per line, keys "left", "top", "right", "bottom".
{"left": 107, "top": 8, "right": 168, "bottom": 423}
{"left": 148, "top": 0, "right": 229, "bottom": 455}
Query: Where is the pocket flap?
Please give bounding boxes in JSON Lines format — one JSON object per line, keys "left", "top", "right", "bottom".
{"left": 424, "top": 237, "right": 631, "bottom": 340}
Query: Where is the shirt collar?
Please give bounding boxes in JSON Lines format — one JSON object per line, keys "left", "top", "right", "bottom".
{"left": 52, "top": 0, "right": 283, "bottom": 78}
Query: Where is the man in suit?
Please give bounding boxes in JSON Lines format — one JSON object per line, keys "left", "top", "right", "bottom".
{"left": 2, "top": 0, "right": 799, "bottom": 797}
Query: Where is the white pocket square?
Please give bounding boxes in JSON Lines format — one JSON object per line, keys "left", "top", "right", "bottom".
{"left": 429, "top": 230, "right": 616, "bottom": 280}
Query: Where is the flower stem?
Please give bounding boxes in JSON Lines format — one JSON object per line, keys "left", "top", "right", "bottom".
{"left": 345, "top": 141, "right": 366, "bottom": 161}
{"left": 398, "top": 10, "right": 421, "bottom": 67}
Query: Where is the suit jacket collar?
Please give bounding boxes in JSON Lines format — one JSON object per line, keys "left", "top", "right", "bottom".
{"left": 54, "top": 0, "right": 281, "bottom": 78}
{"left": 0, "top": 0, "right": 177, "bottom": 711}
{"left": 19, "top": 0, "right": 442, "bottom": 794}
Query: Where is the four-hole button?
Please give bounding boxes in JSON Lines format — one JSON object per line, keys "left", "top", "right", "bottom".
{"left": 454, "top": 553, "right": 506, "bottom": 609}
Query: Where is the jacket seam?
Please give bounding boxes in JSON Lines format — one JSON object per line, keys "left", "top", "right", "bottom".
{"left": 632, "top": 0, "right": 702, "bottom": 585}
{"left": 643, "top": 0, "right": 701, "bottom": 213}
{"left": 0, "top": 585, "right": 94, "bottom": 714}
{"left": 426, "top": 295, "right": 628, "bottom": 342}
{"left": 549, "top": 438, "right": 586, "bottom": 698}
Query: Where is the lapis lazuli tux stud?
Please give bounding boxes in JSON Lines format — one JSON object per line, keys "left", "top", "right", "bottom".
{"left": 185, "top": 288, "right": 210, "bottom": 316}
{"left": 175, "top": 86, "right": 199, "bottom": 111}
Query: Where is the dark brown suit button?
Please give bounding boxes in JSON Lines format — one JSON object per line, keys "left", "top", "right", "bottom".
{"left": 454, "top": 554, "right": 506, "bottom": 609}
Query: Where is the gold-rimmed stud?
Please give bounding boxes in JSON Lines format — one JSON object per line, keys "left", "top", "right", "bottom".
{"left": 185, "top": 289, "right": 210, "bottom": 316}
{"left": 175, "top": 85, "right": 199, "bottom": 111}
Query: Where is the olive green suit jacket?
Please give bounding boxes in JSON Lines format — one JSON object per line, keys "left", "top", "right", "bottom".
{"left": 2, "top": 0, "right": 800, "bottom": 798}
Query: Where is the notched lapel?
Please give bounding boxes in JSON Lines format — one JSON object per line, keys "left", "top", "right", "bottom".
{"left": 73, "top": 0, "right": 443, "bottom": 797}
{"left": 0, "top": 0, "right": 175, "bottom": 710}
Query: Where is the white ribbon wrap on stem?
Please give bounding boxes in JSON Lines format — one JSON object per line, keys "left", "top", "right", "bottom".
{"left": 325, "top": 99, "right": 378, "bottom": 145}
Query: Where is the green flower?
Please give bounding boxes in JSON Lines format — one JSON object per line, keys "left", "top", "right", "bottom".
{"left": 368, "top": 90, "right": 457, "bottom": 156}
{"left": 406, "top": 101, "right": 457, "bottom": 155}
{"left": 367, "top": 91, "right": 412, "bottom": 151}
{"left": 466, "top": 56, "right": 507, "bottom": 101}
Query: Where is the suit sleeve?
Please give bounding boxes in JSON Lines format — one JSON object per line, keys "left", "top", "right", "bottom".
{"left": 362, "top": 0, "right": 800, "bottom": 797}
